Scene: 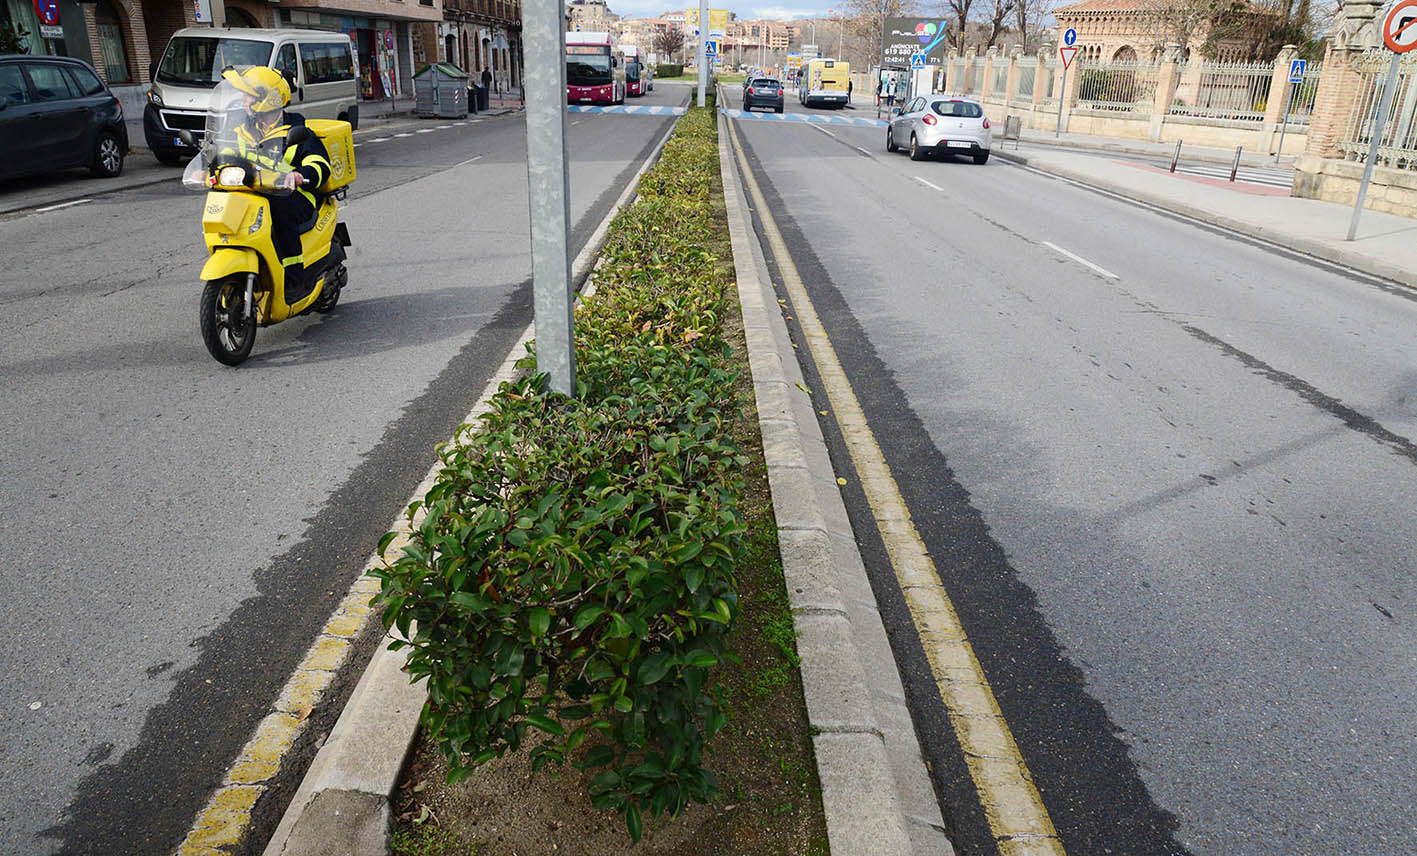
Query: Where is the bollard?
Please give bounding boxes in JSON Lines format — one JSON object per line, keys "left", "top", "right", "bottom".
{"left": 1230, "top": 146, "right": 1242, "bottom": 182}
{"left": 1169, "top": 139, "right": 1182, "bottom": 173}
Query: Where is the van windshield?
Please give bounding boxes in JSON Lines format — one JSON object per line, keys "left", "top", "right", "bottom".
{"left": 157, "top": 37, "right": 273, "bottom": 88}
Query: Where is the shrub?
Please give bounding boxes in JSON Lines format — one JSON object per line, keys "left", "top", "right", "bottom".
{"left": 374, "top": 105, "right": 743, "bottom": 842}
{"left": 656, "top": 63, "right": 684, "bottom": 78}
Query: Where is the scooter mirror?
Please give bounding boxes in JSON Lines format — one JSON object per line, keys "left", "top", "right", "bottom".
{"left": 177, "top": 130, "right": 196, "bottom": 147}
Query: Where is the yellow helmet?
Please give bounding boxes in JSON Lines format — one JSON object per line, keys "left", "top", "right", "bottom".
{"left": 223, "top": 66, "right": 290, "bottom": 112}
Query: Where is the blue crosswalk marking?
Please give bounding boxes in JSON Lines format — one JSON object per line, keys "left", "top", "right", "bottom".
{"left": 722, "top": 108, "right": 886, "bottom": 127}
{"left": 568, "top": 105, "right": 687, "bottom": 116}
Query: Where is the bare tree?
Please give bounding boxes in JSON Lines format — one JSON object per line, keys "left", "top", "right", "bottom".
{"left": 832, "top": 0, "right": 920, "bottom": 65}
{"left": 940, "top": 0, "right": 977, "bottom": 51}
{"left": 654, "top": 28, "right": 687, "bottom": 63}
{"left": 1013, "top": 0, "right": 1055, "bottom": 52}
{"left": 983, "top": 0, "right": 1016, "bottom": 46}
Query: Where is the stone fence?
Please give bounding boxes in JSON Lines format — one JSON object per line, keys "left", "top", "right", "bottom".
{"left": 937, "top": 44, "right": 1316, "bottom": 155}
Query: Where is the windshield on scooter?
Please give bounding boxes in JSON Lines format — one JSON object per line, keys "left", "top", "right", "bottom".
{"left": 182, "top": 76, "right": 295, "bottom": 196}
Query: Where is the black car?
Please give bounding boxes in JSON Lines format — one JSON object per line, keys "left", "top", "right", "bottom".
{"left": 744, "top": 76, "right": 784, "bottom": 113}
{"left": 0, "top": 54, "right": 127, "bottom": 181}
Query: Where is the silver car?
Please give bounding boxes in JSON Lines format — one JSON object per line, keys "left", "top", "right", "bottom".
{"left": 886, "top": 95, "right": 992, "bottom": 164}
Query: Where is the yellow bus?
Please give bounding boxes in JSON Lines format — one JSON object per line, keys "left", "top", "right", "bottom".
{"left": 798, "top": 58, "right": 850, "bottom": 109}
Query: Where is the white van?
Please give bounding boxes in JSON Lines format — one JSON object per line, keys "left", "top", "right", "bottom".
{"left": 144, "top": 28, "right": 360, "bottom": 164}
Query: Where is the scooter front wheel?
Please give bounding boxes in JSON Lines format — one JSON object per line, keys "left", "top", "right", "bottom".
{"left": 200, "top": 275, "right": 257, "bottom": 365}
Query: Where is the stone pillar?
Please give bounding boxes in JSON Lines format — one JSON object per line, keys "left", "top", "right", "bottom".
{"left": 1261, "top": 45, "right": 1299, "bottom": 153}
{"left": 1150, "top": 43, "right": 1182, "bottom": 141}
{"left": 945, "top": 49, "right": 959, "bottom": 92}
{"left": 982, "top": 45, "right": 997, "bottom": 100}
{"left": 1060, "top": 48, "right": 1083, "bottom": 132}
{"left": 1031, "top": 48, "right": 1047, "bottom": 109}
{"left": 1305, "top": 1, "right": 1381, "bottom": 159}
{"left": 1005, "top": 44, "right": 1023, "bottom": 103}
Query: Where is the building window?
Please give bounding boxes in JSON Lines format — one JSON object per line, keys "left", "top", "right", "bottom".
{"left": 94, "top": 0, "right": 131, "bottom": 83}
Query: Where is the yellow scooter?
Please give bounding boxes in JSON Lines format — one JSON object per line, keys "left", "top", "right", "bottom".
{"left": 182, "top": 81, "right": 354, "bottom": 365}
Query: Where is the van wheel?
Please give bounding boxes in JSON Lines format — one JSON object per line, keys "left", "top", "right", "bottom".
{"left": 91, "top": 132, "right": 124, "bottom": 177}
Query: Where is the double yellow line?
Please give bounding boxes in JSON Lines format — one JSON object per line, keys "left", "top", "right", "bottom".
{"left": 725, "top": 117, "right": 1066, "bottom": 856}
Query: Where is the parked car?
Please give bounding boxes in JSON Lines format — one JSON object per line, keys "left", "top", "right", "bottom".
{"left": 145, "top": 28, "right": 361, "bottom": 165}
{"left": 744, "top": 76, "right": 784, "bottom": 113}
{"left": 0, "top": 54, "right": 127, "bottom": 181}
{"left": 886, "top": 95, "right": 991, "bottom": 163}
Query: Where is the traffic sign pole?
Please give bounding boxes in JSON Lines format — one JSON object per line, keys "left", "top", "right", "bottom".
{"left": 1347, "top": 53, "right": 1401, "bottom": 241}
{"left": 1276, "top": 80, "right": 1294, "bottom": 164}
{"left": 1056, "top": 33, "right": 1078, "bottom": 138}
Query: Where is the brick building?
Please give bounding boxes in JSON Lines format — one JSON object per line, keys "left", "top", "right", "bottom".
{"left": 1053, "top": 0, "right": 1279, "bottom": 62}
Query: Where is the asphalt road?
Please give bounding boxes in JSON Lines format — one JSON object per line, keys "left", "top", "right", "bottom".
{"left": 0, "top": 84, "right": 686, "bottom": 855}
{"left": 724, "top": 87, "right": 1417, "bottom": 855}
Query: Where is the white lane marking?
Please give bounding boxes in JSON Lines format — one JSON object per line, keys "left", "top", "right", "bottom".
{"left": 352, "top": 143, "right": 362, "bottom": 148}
{"left": 370, "top": 136, "right": 392, "bottom": 142}
{"left": 810, "top": 124, "right": 837, "bottom": 138}
{"left": 34, "top": 199, "right": 92, "bottom": 213}
{"left": 395, "top": 132, "right": 414, "bottom": 137}
{"left": 436, "top": 124, "right": 453, "bottom": 129}
{"left": 855, "top": 146, "right": 872, "bottom": 155}
{"left": 453, "top": 122, "right": 467, "bottom": 126}
{"left": 455, "top": 154, "right": 484, "bottom": 167}
{"left": 416, "top": 128, "right": 435, "bottom": 134}
{"left": 1041, "top": 241, "right": 1120, "bottom": 279}
{"left": 571, "top": 120, "right": 581, "bottom": 126}
{"left": 914, "top": 176, "right": 944, "bottom": 192}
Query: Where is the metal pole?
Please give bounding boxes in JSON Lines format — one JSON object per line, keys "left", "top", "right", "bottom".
{"left": 523, "top": 0, "right": 575, "bottom": 394}
{"left": 1230, "top": 145, "right": 1242, "bottom": 181}
{"left": 1054, "top": 61, "right": 1067, "bottom": 137}
{"left": 1348, "top": 53, "right": 1400, "bottom": 242}
{"left": 697, "top": 0, "right": 707, "bottom": 107}
{"left": 1169, "top": 139, "right": 1182, "bottom": 172}
{"left": 1275, "top": 78, "right": 1294, "bottom": 163}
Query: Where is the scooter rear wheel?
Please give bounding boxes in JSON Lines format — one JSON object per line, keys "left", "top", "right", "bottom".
{"left": 200, "top": 275, "right": 257, "bottom": 366}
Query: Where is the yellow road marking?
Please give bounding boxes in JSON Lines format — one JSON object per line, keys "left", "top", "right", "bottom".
{"left": 726, "top": 116, "right": 1066, "bottom": 855}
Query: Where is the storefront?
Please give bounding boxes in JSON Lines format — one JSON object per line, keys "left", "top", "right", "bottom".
{"left": 281, "top": 9, "right": 415, "bottom": 101}
{"left": 2, "top": 0, "right": 95, "bottom": 66}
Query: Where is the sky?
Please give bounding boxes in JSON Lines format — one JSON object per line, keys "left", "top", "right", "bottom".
{"left": 611, "top": 1, "right": 837, "bottom": 22}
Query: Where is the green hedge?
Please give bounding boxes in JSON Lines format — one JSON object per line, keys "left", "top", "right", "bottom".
{"left": 655, "top": 63, "right": 683, "bottom": 78}
{"left": 374, "top": 104, "right": 742, "bottom": 842}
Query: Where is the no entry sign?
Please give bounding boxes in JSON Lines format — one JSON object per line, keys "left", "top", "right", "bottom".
{"left": 1384, "top": 0, "right": 1417, "bottom": 53}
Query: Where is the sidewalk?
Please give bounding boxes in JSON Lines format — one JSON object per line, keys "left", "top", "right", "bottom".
{"left": 994, "top": 142, "right": 1417, "bottom": 289}
{"left": 997, "top": 126, "right": 1300, "bottom": 169}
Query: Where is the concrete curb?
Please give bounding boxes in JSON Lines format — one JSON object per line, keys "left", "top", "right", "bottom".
{"left": 259, "top": 113, "right": 678, "bottom": 856}
{"left": 717, "top": 107, "right": 953, "bottom": 855}
{"left": 994, "top": 149, "right": 1417, "bottom": 289}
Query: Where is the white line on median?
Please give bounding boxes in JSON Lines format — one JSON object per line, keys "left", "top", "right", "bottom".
{"left": 416, "top": 129, "right": 434, "bottom": 134}
{"left": 810, "top": 125, "right": 838, "bottom": 138}
{"left": 914, "top": 176, "right": 943, "bottom": 192}
{"left": 1042, "top": 240, "right": 1120, "bottom": 279}
{"left": 34, "top": 199, "right": 92, "bottom": 213}
{"left": 394, "top": 132, "right": 413, "bottom": 137}
{"left": 855, "top": 146, "right": 872, "bottom": 156}
{"left": 455, "top": 155, "right": 484, "bottom": 167}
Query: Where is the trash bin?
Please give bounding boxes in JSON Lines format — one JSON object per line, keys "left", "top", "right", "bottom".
{"left": 414, "top": 62, "right": 469, "bottom": 118}
{"left": 473, "top": 84, "right": 489, "bottom": 112}
{"left": 466, "top": 83, "right": 479, "bottom": 114}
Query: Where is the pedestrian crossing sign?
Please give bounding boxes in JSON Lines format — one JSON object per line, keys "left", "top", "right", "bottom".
{"left": 705, "top": 39, "right": 719, "bottom": 57}
{"left": 911, "top": 53, "right": 925, "bottom": 69}
{"left": 1288, "top": 59, "right": 1306, "bottom": 82}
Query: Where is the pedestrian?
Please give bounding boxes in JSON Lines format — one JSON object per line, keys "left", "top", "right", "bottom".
{"left": 481, "top": 65, "right": 492, "bottom": 96}
{"left": 877, "top": 77, "right": 884, "bottom": 106}
{"left": 847, "top": 78, "right": 852, "bottom": 105}
{"left": 886, "top": 77, "right": 896, "bottom": 108}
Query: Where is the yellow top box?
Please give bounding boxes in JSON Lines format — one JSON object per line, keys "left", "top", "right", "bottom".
{"left": 305, "top": 119, "right": 356, "bottom": 192}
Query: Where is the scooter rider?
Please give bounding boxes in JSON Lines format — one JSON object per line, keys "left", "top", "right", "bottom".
{"left": 219, "top": 66, "right": 332, "bottom": 296}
